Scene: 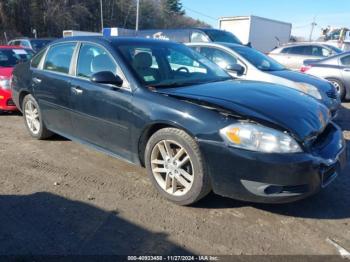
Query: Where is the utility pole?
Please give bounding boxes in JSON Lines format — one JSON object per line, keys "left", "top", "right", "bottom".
{"left": 309, "top": 17, "right": 317, "bottom": 41}
{"left": 136, "top": 0, "right": 140, "bottom": 31}
{"left": 100, "top": 0, "right": 104, "bottom": 32}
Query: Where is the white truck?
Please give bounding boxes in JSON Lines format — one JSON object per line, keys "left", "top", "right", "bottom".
{"left": 219, "top": 16, "right": 292, "bottom": 53}
{"left": 63, "top": 30, "right": 102, "bottom": 38}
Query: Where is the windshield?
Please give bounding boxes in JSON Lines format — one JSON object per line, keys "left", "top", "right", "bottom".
{"left": 115, "top": 42, "right": 231, "bottom": 88}
{"left": 203, "top": 29, "right": 242, "bottom": 45}
{"left": 30, "top": 40, "right": 52, "bottom": 51}
{"left": 0, "top": 48, "right": 34, "bottom": 67}
{"left": 231, "top": 45, "right": 285, "bottom": 71}
{"left": 324, "top": 44, "right": 343, "bottom": 54}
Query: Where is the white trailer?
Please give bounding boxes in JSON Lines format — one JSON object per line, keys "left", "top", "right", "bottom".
{"left": 219, "top": 16, "right": 292, "bottom": 53}
{"left": 63, "top": 30, "right": 102, "bottom": 38}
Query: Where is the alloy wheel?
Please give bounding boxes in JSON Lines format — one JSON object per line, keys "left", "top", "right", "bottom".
{"left": 331, "top": 80, "right": 341, "bottom": 94}
{"left": 25, "top": 100, "right": 41, "bottom": 135}
{"left": 151, "top": 140, "right": 194, "bottom": 196}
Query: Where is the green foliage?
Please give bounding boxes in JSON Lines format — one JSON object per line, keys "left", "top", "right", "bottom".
{"left": 0, "top": 0, "right": 210, "bottom": 43}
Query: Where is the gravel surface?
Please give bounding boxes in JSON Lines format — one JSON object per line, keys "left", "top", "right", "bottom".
{"left": 0, "top": 103, "right": 349, "bottom": 256}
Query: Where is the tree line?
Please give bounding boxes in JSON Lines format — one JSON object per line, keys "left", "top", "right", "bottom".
{"left": 0, "top": 0, "right": 209, "bottom": 43}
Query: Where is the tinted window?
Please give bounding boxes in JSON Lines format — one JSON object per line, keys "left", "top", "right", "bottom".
{"left": 303, "top": 46, "right": 328, "bottom": 57}
{"left": 203, "top": 29, "right": 242, "bottom": 45}
{"left": 191, "top": 32, "right": 210, "bottom": 43}
{"left": 20, "top": 40, "right": 31, "bottom": 48}
{"left": 31, "top": 40, "right": 52, "bottom": 52}
{"left": 284, "top": 46, "right": 306, "bottom": 55}
{"left": 77, "top": 43, "right": 117, "bottom": 78}
{"left": 341, "top": 55, "right": 350, "bottom": 66}
{"left": 0, "top": 48, "right": 34, "bottom": 67}
{"left": 44, "top": 43, "right": 76, "bottom": 74}
{"left": 199, "top": 47, "right": 238, "bottom": 69}
{"left": 31, "top": 48, "right": 46, "bottom": 68}
{"left": 324, "top": 45, "right": 343, "bottom": 54}
{"left": 116, "top": 42, "right": 230, "bottom": 87}
{"left": 232, "top": 45, "right": 285, "bottom": 71}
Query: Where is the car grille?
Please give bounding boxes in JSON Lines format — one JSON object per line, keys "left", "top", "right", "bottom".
{"left": 326, "top": 89, "right": 337, "bottom": 99}
{"left": 6, "top": 99, "right": 15, "bottom": 106}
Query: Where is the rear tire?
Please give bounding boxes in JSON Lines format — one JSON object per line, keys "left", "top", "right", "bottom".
{"left": 145, "top": 128, "right": 211, "bottom": 205}
{"left": 328, "top": 78, "right": 346, "bottom": 101}
{"left": 22, "top": 94, "right": 53, "bottom": 140}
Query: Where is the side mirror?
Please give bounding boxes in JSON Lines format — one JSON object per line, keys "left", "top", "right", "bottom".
{"left": 226, "top": 64, "right": 245, "bottom": 76}
{"left": 90, "top": 71, "right": 123, "bottom": 87}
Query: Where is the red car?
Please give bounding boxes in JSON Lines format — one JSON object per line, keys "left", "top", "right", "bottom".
{"left": 0, "top": 46, "right": 34, "bottom": 112}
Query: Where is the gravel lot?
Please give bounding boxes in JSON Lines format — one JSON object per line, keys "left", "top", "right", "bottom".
{"left": 0, "top": 103, "right": 349, "bottom": 256}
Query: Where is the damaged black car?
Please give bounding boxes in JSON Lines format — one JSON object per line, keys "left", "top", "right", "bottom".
{"left": 12, "top": 37, "right": 347, "bottom": 205}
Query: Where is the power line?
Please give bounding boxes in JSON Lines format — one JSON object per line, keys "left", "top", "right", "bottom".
{"left": 182, "top": 5, "right": 218, "bottom": 21}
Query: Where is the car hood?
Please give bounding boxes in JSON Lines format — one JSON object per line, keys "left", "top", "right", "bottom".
{"left": 0, "top": 67, "right": 14, "bottom": 78}
{"left": 268, "top": 70, "right": 333, "bottom": 93}
{"left": 159, "top": 80, "right": 330, "bottom": 142}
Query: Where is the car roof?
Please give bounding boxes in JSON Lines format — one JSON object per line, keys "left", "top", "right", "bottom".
{"left": 278, "top": 42, "right": 332, "bottom": 49}
{"left": 10, "top": 37, "right": 55, "bottom": 41}
{"left": 53, "top": 36, "right": 182, "bottom": 46}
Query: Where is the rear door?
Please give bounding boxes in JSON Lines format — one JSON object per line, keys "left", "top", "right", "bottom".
{"left": 70, "top": 42, "right": 134, "bottom": 160}
{"left": 32, "top": 42, "right": 77, "bottom": 135}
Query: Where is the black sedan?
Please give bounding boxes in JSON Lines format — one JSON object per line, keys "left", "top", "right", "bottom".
{"left": 11, "top": 37, "right": 347, "bottom": 205}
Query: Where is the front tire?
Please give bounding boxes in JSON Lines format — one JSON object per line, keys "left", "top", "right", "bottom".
{"left": 22, "top": 94, "right": 53, "bottom": 140}
{"left": 145, "top": 128, "right": 211, "bottom": 205}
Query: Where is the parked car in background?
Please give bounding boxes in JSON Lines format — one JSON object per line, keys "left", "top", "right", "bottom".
{"left": 134, "top": 28, "right": 243, "bottom": 45}
{"left": 11, "top": 37, "right": 346, "bottom": 205}
{"left": 301, "top": 51, "right": 350, "bottom": 101}
{"left": 269, "top": 43, "right": 343, "bottom": 70}
{"left": 0, "top": 46, "right": 34, "bottom": 112}
{"left": 8, "top": 38, "right": 54, "bottom": 53}
{"left": 188, "top": 42, "right": 340, "bottom": 117}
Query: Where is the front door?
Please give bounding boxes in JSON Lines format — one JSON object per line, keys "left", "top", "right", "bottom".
{"left": 70, "top": 43, "right": 134, "bottom": 160}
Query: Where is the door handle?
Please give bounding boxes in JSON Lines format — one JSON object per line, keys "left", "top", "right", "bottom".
{"left": 343, "top": 68, "right": 350, "bottom": 72}
{"left": 32, "top": 77, "right": 42, "bottom": 84}
{"left": 71, "top": 86, "right": 83, "bottom": 95}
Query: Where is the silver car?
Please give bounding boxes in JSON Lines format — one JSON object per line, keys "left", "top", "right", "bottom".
{"left": 187, "top": 42, "right": 341, "bottom": 116}
{"left": 302, "top": 51, "right": 350, "bottom": 101}
{"left": 268, "top": 43, "right": 343, "bottom": 71}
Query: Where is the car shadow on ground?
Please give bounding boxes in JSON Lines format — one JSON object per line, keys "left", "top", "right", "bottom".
{"left": 0, "top": 110, "right": 22, "bottom": 117}
{"left": 0, "top": 192, "right": 191, "bottom": 255}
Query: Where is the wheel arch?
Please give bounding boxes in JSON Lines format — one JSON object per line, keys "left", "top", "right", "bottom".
{"left": 18, "top": 90, "right": 31, "bottom": 111}
{"left": 137, "top": 121, "right": 197, "bottom": 167}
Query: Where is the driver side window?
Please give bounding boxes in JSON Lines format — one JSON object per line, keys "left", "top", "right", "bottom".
{"left": 77, "top": 43, "right": 117, "bottom": 78}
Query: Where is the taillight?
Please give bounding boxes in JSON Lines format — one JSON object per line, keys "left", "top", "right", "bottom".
{"left": 300, "top": 65, "right": 312, "bottom": 73}
{"left": 0, "top": 76, "right": 11, "bottom": 90}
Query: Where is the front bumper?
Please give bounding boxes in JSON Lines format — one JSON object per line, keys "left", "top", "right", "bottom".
{"left": 0, "top": 89, "right": 17, "bottom": 111}
{"left": 199, "top": 123, "right": 347, "bottom": 203}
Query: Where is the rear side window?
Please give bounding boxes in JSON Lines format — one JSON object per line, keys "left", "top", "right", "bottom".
{"left": 77, "top": 43, "right": 117, "bottom": 78}
{"left": 31, "top": 48, "right": 46, "bottom": 68}
{"left": 341, "top": 55, "right": 350, "bottom": 66}
{"left": 44, "top": 43, "right": 76, "bottom": 74}
{"left": 20, "top": 40, "right": 31, "bottom": 48}
{"left": 283, "top": 46, "right": 306, "bottom": 55}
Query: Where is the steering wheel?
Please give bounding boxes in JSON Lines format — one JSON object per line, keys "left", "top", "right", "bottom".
{"left": 176, "top": 67, "right": 190, "bottom": 73}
